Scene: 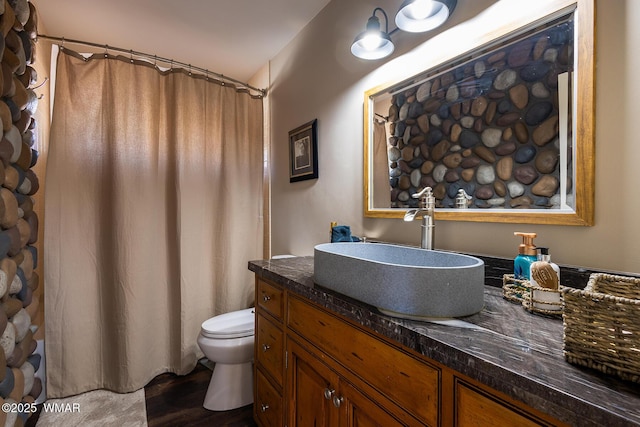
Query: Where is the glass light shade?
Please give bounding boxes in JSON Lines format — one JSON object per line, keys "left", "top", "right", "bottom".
{"left": 395, "top": 0, "right": 456, "bottom": 33}
{"left": 351, "top": 31, "right": 395, "bottom": 60}
{"left": 351, "top": 14, "right": 394, "bottom": 60}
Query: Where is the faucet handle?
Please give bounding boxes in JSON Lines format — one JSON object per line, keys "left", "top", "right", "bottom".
{"left": 412, "top": 187, "right": 432, "bottom": 199}
{"left": 412, "top": 187, "right": 434, "bottom": 210}
{"left": 455, "top": 189, "right": 472, "bottom": 209}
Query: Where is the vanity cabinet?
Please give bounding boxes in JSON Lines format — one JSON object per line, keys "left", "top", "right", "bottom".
{"left": 287, "top": 337, "right": 409, "bottom": 426}
{"left": 254, "top": 279, "right": 285, "bottom": 427}
{"left": 254, "top": 276, "right": 566, "bottom": 427}
{"left": 287, "top": 294, "right": 439, "bottom": 426}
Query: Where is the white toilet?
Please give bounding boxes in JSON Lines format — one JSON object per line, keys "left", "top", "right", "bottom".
{"left": 197, "top": 307, "right": 255, "bottom": 411}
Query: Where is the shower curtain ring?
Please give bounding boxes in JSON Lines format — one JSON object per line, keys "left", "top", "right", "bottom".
{"left": 130, "top": 49, "right": 134, "bottom": 63}
{"left": 104, "top": 45, "right": 109, "bottom": 58}
{"left": 33, "top": 76, "right": 49, "bottom": 90}
{"left": 188, "top": 64, "right": 192, "bottom": 76}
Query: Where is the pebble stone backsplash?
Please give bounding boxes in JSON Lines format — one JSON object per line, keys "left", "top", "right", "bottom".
{"left": 386, "top": 16, "right": 574, "bottom": 209}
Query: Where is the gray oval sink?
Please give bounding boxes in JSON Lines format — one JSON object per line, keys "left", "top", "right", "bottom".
{"left": 314, "top": 243, "right": 485, "bottom": 318}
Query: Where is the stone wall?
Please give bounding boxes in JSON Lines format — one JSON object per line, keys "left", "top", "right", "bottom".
{"left": 0, "top": 0, "right": 42, "bottom": 425}
{"left": 387, "top": 16, "right": 574, "bottom": 209}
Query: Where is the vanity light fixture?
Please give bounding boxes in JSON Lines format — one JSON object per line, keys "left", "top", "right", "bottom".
{"left": 351, "top": 0, "right": 457, "bottom": 60}
{"left": 350, "top": 7, "right": 395, "bottom": 60}
{"left": 396, "top": 0, "right": 457, "bottom": 33}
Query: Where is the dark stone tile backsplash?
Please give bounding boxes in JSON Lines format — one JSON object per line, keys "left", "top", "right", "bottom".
{"left": 478, "top": 253, "right": 639, "bottom": 289}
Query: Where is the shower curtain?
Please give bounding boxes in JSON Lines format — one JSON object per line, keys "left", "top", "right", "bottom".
{"left": 373, "top": 120, "right": 391, "bottom": 207}
{"left": 44, "top": 49, "right": 264, "bottom": 397}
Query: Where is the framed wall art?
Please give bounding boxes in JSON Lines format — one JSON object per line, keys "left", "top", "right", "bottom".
{"left": 289, "top": 119, "right": 318, "bottom": 182}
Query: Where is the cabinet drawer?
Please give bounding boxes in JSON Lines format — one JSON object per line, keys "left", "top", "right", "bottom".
{"left": 256, "top": 313, "right": 284, "bottom": 385}
{"left": 255, "top": 368, "right": 283, "bottom": 427}
{"left": 455, "top": 379, "right": 553, "bottom": 427}
{"left": 257, "top": 279, "right": 283, "bottom": 320}
{"left": 288, "top": 296, "right": 440, "bottom": 426}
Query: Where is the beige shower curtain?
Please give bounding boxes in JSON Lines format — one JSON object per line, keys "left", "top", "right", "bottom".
{"left": 44, "top": 49, "right": 264, "bottom": 397}
{"left": 373, "top": 120, "right": 391, "bottom": 207}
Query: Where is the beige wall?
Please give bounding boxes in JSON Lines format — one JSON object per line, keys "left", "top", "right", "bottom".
{"left": 32, "top": 27, "right": 53, "bottom": 341}
{"left": 269, "top": 0, "right": 640, "bottom": 274}
{"left": 249, "top": 64, "right": 272, "bottom": 258}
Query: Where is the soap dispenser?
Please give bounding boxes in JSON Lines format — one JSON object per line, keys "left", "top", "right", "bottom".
{"left": 530, "top": 247, "right": 562, "bottom": 311}
{"left": 513, "top": 232, "right": 537, "bottom": 280}
{"left": 530, "top": 247, "right": 560, "bottom": 289}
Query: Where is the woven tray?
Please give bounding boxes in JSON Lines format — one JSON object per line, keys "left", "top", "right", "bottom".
{"left": 502, "top": 274, "right": 530, "bottom": 303}
{"left": 562, "top": 273, "right": 640, "bottom": 383}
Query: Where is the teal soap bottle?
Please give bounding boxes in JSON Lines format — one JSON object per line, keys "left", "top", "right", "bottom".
{"left": 513, "top": 232, "right": 537, "bottom": 280}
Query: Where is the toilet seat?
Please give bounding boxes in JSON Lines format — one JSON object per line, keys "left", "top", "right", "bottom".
{"left": 200, "top": 308, "right": 255, "bottom": 339}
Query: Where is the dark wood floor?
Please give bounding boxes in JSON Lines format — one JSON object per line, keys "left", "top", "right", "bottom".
{"left": 26, "top": 362, "right": 258, "bottom": 427}
{"left": 146, "top": 362, "right": 257, "bottom": 427}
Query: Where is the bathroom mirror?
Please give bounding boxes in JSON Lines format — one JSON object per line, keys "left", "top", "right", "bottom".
{"left": 364, "top": 0, "right": 594, "bottom": 225}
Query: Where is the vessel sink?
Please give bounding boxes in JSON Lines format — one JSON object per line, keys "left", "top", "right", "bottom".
{"left": 314, "top": 243, "right": 485, "bottom": 318}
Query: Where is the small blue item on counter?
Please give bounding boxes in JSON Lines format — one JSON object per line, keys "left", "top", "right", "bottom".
{"left": 331, "top": 225, "right": 361, "bottom": 242}
{"left": 513, "top": 232, "right": 537, "bottom": 280}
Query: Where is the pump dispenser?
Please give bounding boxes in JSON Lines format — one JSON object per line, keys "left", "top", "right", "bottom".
{"left": 514, "top": 232, "right": 537, "bottom": 280}
{"left": 530, "top": 247, "right": 560, "bottom": 289}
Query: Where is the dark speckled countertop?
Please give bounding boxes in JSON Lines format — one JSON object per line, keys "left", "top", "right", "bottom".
{"left": 249, "top": 256, "right": 640, "bottom": 427}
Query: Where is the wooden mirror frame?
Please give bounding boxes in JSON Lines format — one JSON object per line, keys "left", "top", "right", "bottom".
{"left": 363, "top": 0, "right": 594, "bottom": 225}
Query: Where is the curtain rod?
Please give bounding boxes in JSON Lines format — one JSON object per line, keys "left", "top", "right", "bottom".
{"left": 37, "top": 34, "right": 267, "bottom": 97}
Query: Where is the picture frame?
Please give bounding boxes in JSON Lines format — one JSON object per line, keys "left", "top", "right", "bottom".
{"left": 289, "top": 119, "right": 318, "bottom": 182}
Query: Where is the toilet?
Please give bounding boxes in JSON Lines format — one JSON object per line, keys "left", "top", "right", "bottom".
{"left": 197, "top": 307, "right": 255, "bottom": 411}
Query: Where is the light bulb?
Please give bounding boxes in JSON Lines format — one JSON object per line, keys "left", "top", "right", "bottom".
{"left": 396, "top": 0, "right": 454, "bottom": 33}
{"left": 404, "top": 0, "right": 434, "bottom": 20}
{"left": 361, "top": 33, "right": 383, "bottom": 51}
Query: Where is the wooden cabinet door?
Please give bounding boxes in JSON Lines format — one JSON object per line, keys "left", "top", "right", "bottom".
{"left": 340, "top": 381, "right": 408, "bottom": 427}
{"left": 455, "top": 379, "right": 555, "bottom": 427}
{"left": 288, "top": 338, "right": 419, "bottom": 427}
{"left": 257, "top": 279, "right": 284, "bottom": 320}
{"left": 288, "top": 295, "right": 440, "bottom": 426}
{"left": 287, "top": 339, "right": 340, "bottom": 427}
{"left": 255, "top": 367, "right": 283, "bottom": 427}
{"left": 256, "top": 313, "right": 284, "bottom": 385}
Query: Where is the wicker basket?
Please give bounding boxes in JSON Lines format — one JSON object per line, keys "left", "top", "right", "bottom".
{"left": 524, "top": 284, "right": 563, "bottom": 317}
{"left": 502, "top": 274, "right": 530, "bottom": 303}
{"left": 562, "top": 273, "right": 640, "bottom": 383}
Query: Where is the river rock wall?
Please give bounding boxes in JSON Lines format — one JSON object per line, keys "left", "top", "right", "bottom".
{"left": 0, "top": 1, "right": 42, "bottom": 426}
{"left": 387, "top": 17, "right": 574, "bottom": 209}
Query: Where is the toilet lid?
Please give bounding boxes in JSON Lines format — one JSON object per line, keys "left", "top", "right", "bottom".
{"left": 201, "top": 307, "right": 255, "bottom": 339}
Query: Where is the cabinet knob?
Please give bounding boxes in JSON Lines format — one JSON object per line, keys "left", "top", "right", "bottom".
{"left": 323, "top": 388, "right": 335, "bottom": 400}
{"left": 262, "top": 294, "right": 272, "bottom": 302}
{"left": 260, "top": 403, "right": 269, "bottom": 412}
{"left": 262, "top": 344, "right": 271, "bottom": 352}
{"left": 332, "top": 395, "right": 344, "bottom": 408}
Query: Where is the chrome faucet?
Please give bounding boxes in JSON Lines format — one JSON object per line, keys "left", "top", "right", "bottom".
{"left": 403, "top": 187, "right": 435, "bottom": 250}
{"left": 455, "top": 188, "right": 472, "bottom": 209}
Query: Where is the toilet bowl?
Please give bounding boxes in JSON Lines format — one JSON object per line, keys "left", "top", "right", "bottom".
{"left": 197, "top": 307, "right": 255, "bottom": 411}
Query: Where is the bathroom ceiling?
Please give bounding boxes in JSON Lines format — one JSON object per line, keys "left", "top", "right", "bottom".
{"left": 31, "top": 0, "right": 332, "bottom": 85}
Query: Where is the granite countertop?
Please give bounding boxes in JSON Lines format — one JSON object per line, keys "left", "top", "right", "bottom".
{"left": 249, "top": 256, "right": 640, "bottom": 427}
